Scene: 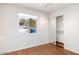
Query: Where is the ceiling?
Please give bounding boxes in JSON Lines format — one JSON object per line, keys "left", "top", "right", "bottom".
{"left": 14, "top": 3, "right": 70, "bottom": 14}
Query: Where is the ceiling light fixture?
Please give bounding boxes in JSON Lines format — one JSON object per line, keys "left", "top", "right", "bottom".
{"left": 39, "top": 3, "right": 52, "bottom": 8}
{"left": 44, "top": 3, "right": 52, "bottom": 8}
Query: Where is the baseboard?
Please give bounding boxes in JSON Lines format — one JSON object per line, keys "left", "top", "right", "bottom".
{"left": 64, "top": 47, "right": 79, "bottom": 54}
{"left": 1, "top": 42, "right": 49, "bottom": 55}
{"left": 49, "top": 42, "right": 56, "bottom": 45}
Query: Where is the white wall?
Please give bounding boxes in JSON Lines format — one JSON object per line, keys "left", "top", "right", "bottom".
{"left": 49, "top": 17, "right": 56, "bottom": 43}
{"left": 0, "top": 4, "right": 49, "bottom": 54}
{"left": 0, "top": 4, "right": 4, "bottom": 54}
{"left": 49, "top": 4, "right": 79, "bottom": 53}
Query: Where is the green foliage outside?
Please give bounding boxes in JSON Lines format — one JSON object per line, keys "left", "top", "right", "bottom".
{"left": 29, "top": 18, "right": 36, "bottom": 27}
{"left": 19, "top": 18, "right": 36, "bottom": 28}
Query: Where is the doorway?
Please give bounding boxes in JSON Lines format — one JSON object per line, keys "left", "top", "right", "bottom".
{"left": 56, "top": 16, "right": 64, "bottom": 48}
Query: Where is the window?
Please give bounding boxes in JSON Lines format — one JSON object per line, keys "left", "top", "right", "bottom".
{"left": 17, "top": 13, "right": 38, "bottom": 33}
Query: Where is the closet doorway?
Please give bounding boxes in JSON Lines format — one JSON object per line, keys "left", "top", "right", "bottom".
{"left": 56, "top": 15, "right": 64, "bottom": 48}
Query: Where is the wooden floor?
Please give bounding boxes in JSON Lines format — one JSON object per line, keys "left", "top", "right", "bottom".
{"left": 4, "top": 44, "right": 78, "bottom": 55}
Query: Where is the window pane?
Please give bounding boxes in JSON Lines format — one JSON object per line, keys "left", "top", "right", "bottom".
{"left": 17, "top": 13, "right": 38, "bottom": 33}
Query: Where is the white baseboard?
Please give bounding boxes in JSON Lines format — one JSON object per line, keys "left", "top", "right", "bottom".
{"left": 49, "top": 41, "right": 56, "bottom": 45}
{"left": 0, "top": 42, "right": 49, "bottom": 55}
{"left": 64, "top": 47, "right": 79, "bottom": 54}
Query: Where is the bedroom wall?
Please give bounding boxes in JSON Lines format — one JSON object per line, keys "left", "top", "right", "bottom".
{"left": 0, "top": 4, "right": 49, "bottom": 54}
{"left": 49, "top": 4, "right": 79, "bottom": 53}
{"left": 0, "top": 4, "right": 4, "bottom": 54}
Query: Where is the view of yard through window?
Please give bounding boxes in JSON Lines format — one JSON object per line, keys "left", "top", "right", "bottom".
{"left": 17, "top": 13, "right": 38, "bottom": 33}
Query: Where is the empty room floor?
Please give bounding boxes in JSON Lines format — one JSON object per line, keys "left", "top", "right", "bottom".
{"left": 4, "top": 44, "right": 78, "bottom": 55}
